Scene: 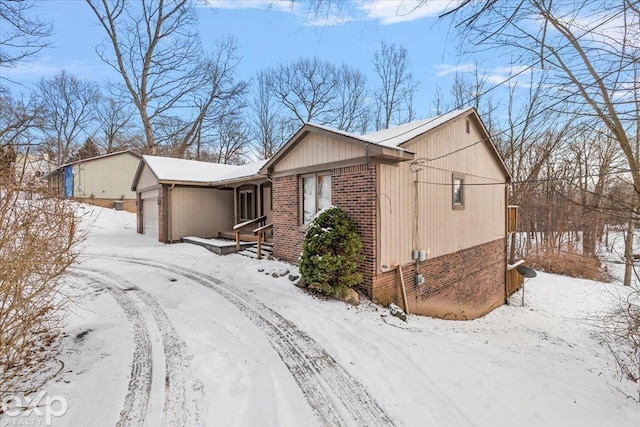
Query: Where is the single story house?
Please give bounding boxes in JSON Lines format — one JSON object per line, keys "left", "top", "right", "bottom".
{"left": 260, "top": 107, "right": 514, "bottom": 319}
{"left": 130, "top": 156, "right": 269, "bottom": 242}
{"left": 13, "top": 152, "right": 55, "bottom": 182}
{"left": 46, "top": 150, "right": 141, "bottom": 212}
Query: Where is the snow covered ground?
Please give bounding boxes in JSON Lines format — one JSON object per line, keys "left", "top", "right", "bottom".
{"left": 3, "top": 205, "right": 639, "bottom": 426}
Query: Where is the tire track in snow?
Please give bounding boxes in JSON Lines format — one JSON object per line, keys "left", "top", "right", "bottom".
{"left": 74, "top": 267, "right": 199, "bottom": 427}
{"left": 104, "top": 256, "right": 395, "bottom": 427}
{"left": 72, "top": 271, "right": 152, "bottom": 427}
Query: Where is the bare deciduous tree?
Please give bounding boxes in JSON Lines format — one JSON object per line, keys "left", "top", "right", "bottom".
{"left": 37, "top": 70, "right": 100, "bottom": 166}
{"left": 86, "top": 0, "right": 202, "bottom": 152}
{"left": 442, "top": 0, "right": 640, "bottom": 284}
{"left": 266, "top": 57, "right": 339, "bottom": 126}
{"left": 250, "top": 70, "right": 287, "bottom": 159}
{"left": 0, "top": 86, "right": 41, "bottom": 153}
{"left": 0, "top": 0, "right": 51, "bottom": 71}
{"left": 262, "top": 57, "right": 372, "bottom": 136}
{"left": 209, "top": 114, "right": 248, "bottom": 165}
{"left": 95, "top": 94, "right": 136, "bottom": 153}
{"left": 331, "top": 64, "right": 371, "bottom": 133}
{"left": 372, "top": 41, "right": 418, "bottom": 130}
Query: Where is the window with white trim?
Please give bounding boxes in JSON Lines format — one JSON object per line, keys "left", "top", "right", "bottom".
{"left": 302, "top": 173, "right": 331, "bottom": 224}
{"left": 452, "top": 173, "right": 464, "bottom": 210}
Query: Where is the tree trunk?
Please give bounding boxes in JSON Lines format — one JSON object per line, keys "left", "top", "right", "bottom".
{"left": 624, "top": 209, "right": 635, "bottom": 287}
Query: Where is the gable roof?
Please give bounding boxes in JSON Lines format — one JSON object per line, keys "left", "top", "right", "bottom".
{"left": 364, "top": 107, "right": 475, "bottom": 148}
{"left": 259, "top": 122, "right": 415, "bottom": 175}
{"left": 131, "top": 156, "right": 268, "bottom": 190}
{"left": 260, "top": 108, "right": 510, "bottom": 181}
{"left": 43, "top": 150, "right": 140, "bottom": 179}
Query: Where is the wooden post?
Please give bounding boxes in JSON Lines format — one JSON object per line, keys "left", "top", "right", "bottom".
{"left": 397, "top": 265, "right": 410, "bottom": 314}
{"left": 257, "top": 230, "right": 262, "bottom": 260}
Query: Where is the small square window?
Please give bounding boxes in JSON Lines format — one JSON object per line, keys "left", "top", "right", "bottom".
{"left": 452, "top": 173, "right": 464, "bottom": 210}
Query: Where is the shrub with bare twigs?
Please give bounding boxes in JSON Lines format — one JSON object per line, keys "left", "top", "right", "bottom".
{"left": 0, "top": 162, "right": 79, "bottom": 401}
{"left": 597, "top": 287, "right": 640, "bottom": 402}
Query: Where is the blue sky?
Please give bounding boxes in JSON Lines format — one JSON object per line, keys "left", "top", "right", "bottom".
{"left": 2, "top": 0, "right": 521, "bottom": 119}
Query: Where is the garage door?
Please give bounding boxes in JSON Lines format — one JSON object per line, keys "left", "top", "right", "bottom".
{"left": 143, "top": 198, "right": 159, "bottom": 239}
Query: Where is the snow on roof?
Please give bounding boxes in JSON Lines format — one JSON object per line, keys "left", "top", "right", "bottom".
{"left": 304, "top": 122, "right": 413, "bottom": 153}
{"left": 143, "top": 155, "right": 239, "bottom": 183}
{"left": 215, "top": 159, "right": 269, "bottom": 183}
{"left": 142, "top": 156, "right": 268, "bottom": 185}
{"left": 363, "top": 107, "right": 474, "bottom": 148}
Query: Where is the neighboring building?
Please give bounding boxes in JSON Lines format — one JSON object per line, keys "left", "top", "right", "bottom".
{"left": 13, "top": 152, "right": 55, "bottom": 182}
{"left": 259, "top": 107, "right": 513, "bottom": 319}
{"left": 45, "top": 150, "right": 141, "bottom": 212}
{"left": 130, "top": 156, "right": 269, "bottom": 242}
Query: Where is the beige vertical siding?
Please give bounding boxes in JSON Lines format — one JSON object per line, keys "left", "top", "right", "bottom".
{"left": 263, "top": 185, "right": 272, "bottom": 224}
{"left": 379, "top": 115, "right": 506, "bottom": 271}
{"left": 169, "top": 187, "right": 234, "bottom": 241}
{"left": 73, "top": 153, "right": 140, "bottom": 199}
{"left": 274, "top": 132, "right": 366, "bottom": 172}
{"left": 136, "top": 164, "right": 158, "bottom": 191}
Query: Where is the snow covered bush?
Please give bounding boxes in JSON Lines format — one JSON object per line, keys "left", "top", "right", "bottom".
{"left": 0, "top": 173, "right": 79, "bottom": 400}
{"left": 299, "top": 206, "right": 363, "bottom": 298}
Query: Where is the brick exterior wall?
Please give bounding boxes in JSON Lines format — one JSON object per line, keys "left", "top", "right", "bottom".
{"left": 74, "top": 197, "right": 136, "bottom": 213}
{"left": 373, "top": 238, "right": 506, "bottom": 320}
{"left": 272, "top": 175, "right": 304, "bottom": 262}
{"left": 332, "top": 164, "right": 377, "bottom": 296}
{"left": 272, "top": 164, "right": 378, "bottom": 295}
{"left": 271, "top": 162, "right": 506, "bottom": 320}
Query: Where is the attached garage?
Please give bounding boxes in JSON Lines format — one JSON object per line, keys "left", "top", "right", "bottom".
{"left": 131, "top": 155, "right": 267, "bottom": 243}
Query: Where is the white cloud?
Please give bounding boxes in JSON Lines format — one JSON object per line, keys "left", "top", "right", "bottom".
{"left": 202, "top": 0, "right": 296, "bottom": 13}
{"left": 356, "top": 0, "right": 458, "bottom": 25}
{"left": 433, "top": 62, "right": 535, "bottom": 90}
{"left": 432, "top": 63, "right": 476, "bottom": 77}
{"left": 304, "top": 13, "right": 353, "bottom": 27}
{"left": 2, "top": 57, "right": 115, "bottom": 87}
{"left": 203, "top": 0, "right": 460, "bottom": 27}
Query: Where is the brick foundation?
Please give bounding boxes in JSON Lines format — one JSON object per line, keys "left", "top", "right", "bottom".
{"left": 373, "top": 238, "right": 506, "bottom": 320}
{"left": 74, "top": 197, "right": 136, "bottom": 213}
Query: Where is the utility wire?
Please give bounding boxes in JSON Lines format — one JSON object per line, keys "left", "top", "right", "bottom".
{"left": 370, "top": 7, "right": 628, "bottom": 146}
{"left": 414, "top": 167, "right": 640, "bottom": 187}
{"left": 408, "top": 51, "right": 640, "bottom": 172}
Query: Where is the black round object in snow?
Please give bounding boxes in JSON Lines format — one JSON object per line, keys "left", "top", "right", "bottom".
{"left": 516, "top": 265, "right": 537, "bottom": 278}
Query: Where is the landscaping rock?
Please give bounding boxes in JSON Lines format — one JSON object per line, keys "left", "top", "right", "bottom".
{"left": 258, "top": 268, "right": 264, "bottom": 273}
{"left": 278, "top": 268, "right": 290, "bottom": 277}
{"left": 343, "top": 288, "right": 360, "bottom": 306}
{"left": 389, "top": 303, "right": 407, "bottom": 321}
{"left": 288, "top": 274, "right": 300, "bottom": 282}
{"left": 271, "top": 272, "right": 279, "bottom": 278}
{"left": 294, "top": 277, "right": 307, "bottom": 288}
